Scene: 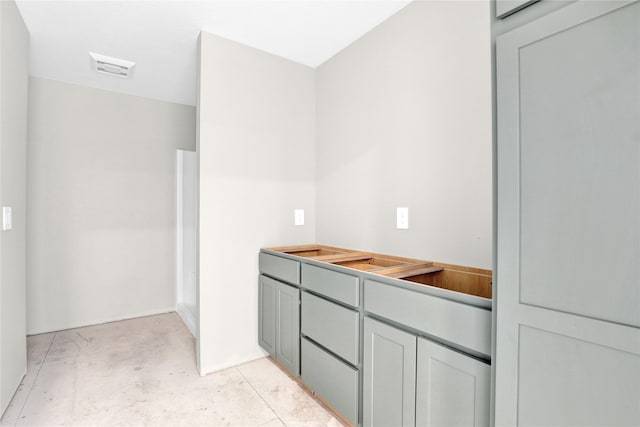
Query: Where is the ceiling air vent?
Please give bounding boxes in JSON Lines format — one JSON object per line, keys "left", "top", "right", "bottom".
{"left": 89, "top": 52, "right": 135, "bottom": 79}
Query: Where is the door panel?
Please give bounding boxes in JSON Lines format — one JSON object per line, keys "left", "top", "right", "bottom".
{"left": 276, "top": 282, "right": 300, "bottom": 375}
{"left": 495, "top": 1, "right": 640, "bottom": 425}
{"left": 518, "top": 326, "right": 640, "bottom": 426}
{"left": 517, "top": 1, "right": 640, "bottom": 326}
{"left": 416, "top": 337, "right": 490, "bottom": 427}
{"left": 258, "top": 275, "right": 277, "bottom": 355}
{"left": 363, "top": 317, "right": 416, "bottom": 427}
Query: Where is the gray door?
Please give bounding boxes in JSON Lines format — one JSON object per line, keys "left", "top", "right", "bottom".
{"left": 363, "top": 317, "right": 416, "bottom": 427}
{"left": 276, "top": 282, "right": 300, "bottom": 375}
{"left": 416, "top": 337, "right": 490, "bottom": 427}
{"left": 258, "top": 275, "right": 277, "bottom": 356}
{"left": 0, "top": 0, "right": 28, "bottom": 415}
{"left": 495, "top": 1, "right": 640, "bottom": 425}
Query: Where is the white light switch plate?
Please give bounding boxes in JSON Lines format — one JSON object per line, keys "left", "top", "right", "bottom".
{"left": 294, "top": 209, "right": 305, "bottom": 226}
{"left": 2, "top": 207, "right": 12, "bottom": 231}
{"left": 397, "top": 207, "right": 409, "bottom": 229}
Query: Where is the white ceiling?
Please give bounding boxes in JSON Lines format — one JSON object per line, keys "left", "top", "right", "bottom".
{"left": 16, "top": 0, "right": 411, "bottom": 106}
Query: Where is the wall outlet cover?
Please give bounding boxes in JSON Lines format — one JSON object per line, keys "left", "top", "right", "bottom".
{"left": 2, "top": 207, "right": 12, "bottom": 231}
{"left": 294, "top": 209, "right": 305, "bottom": 226}
{"left": 397, "top": 207, "right": 409, "bottom": 229}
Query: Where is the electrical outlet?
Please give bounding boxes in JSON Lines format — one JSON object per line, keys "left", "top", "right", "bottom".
{"left": 2, "top": 207, "right": 12, "bottom": 231}
{"left": 294, "top": 209, "right": 305, "bottom": 226}
{"left": 397, "top": 207, "right": 408, "bottom": 229}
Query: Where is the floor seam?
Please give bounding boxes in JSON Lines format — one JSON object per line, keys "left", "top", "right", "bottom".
{"left": 12, "top": 332, "right": 57, "bottom": 427}
{"left": 237, "top": 366, "right": 287, "bottom": 427}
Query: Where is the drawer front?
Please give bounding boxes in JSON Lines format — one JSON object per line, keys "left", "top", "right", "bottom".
{"left": 302, "top": 264, "right": 359, "bottom": 307}
{"left": 301, "top": 292, "right": 359, "bottom": 365}
{"left": 259, "top": 252, "right": 300, "bottom": 285}
{"left": 364, "top": 280, "right": 491, "bottom": 357}
{"left": 301, "top": 338, "right": 359, "bottom": 425}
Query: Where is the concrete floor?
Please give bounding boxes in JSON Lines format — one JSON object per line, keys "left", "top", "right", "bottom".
{"left": 0, "top": 313, "right": 341, "bottom": 427}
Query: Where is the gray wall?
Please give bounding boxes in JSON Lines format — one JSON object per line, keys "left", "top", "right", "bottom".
{"left": 27, "top": 77, "right": 196, "bottom": 334}
{"left": 316, "top": 0, "right": 493, "bottom": 268}
{"left": 0, "top": 0, "right": 29, "bottom": 412}
{"left": 198, "top": 32, "right": 316, "bottom": 374}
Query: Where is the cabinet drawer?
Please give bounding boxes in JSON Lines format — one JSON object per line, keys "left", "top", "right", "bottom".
{"left": 364, "top": 280, "right": 491, "bottom": 357}
{"left": 302, "top": 264, "right": 359, "bottom": 307}
{"left": 259, "top": 252, "right": 300, "bottom": 285}
{"left": 301, "top": 292, "right": 359, "bottom": 365}
{"left": 301, "top": 338, "right": 359, "bottom": 425}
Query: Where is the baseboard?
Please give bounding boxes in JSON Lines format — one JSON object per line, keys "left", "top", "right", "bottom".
{"left": 1, "top": 367, "right": 26, "bottom": 418}
{"left": 198, "top": 351, "right": 266, "bottom": 377}
{"left": 176, "top": 303, "right": 196, "bottom": 337}
{"left": 27, "top": 307, "right": 176, "bottom": 336}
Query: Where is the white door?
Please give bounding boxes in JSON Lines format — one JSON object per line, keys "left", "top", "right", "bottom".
{"left": 495, "top": 1, "right": 640, "bottom": 425}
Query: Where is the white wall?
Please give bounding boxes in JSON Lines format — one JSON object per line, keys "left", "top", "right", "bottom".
{"left": 0, "top": 0, "right": 29, "bottom": 413}
{"left": 316, "top": 0, "right": 492, "bottom": 268}
{"left": 197, "top": 32, "right": 315, "bottom": 374}
{"left": 27, "top": 77, "right": 196, "bottom": 334}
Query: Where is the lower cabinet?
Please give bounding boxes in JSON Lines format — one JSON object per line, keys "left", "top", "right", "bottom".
{"left": 258, "top": 275, "right": 300, "bottom": 375}
{"left": 363, "top": 317, "right": 490, "bottom": 427}
{"left": 363, "top": 317, "right": 416, "bottom": 427}
{"left": 416, "top": 337, "right": 490, "bottom": 427}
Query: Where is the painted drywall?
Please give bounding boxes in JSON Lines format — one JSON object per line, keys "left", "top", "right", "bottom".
{"left": 0, "top": 0, "right": 29, "bottom": 414}
{"left": 197, "top": 32, "right": 315, "bottom": 374}
{"left": 316, "top": 0, "right": 492, "bottom": 268}
{"left": 27, "top": 77, "right": 196, "bottom": 334}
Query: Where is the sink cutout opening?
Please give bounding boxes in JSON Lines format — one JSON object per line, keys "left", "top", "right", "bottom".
{"left": 402, "top": 269, "right": 492, "bottom": 299}
{"left": 335, "top": 257, "right": 410, "bottom": 271}
{"left": 283, "top": 248, "right": 344, "bottom": 257}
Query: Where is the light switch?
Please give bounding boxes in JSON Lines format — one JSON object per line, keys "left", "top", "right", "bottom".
{"left": 397, "top": 207, "right": 409, "bottom": 229}
{"left": 2, "top": 207, "right": 12, "bottom": 231}
{"left": 294, "top": 209, "right": 304, "bottom": 226}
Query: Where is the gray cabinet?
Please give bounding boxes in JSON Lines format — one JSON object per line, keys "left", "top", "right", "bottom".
{"left": 495, "top": 1, "right": 640, "bottom": 425}
{"left": 363, "top": 317, "right": 490, "bottom": 427}
{"left": 416, "top": 338, "right": 490, "bottom": 427}
{"left": 258, "top": 274, "right": 300, "bottom": 375}
{"left": 259, "top": 248, "right": 494, "bottom": 426}
{"left": 363, "top": 317, "right": 416, "bottom": 427}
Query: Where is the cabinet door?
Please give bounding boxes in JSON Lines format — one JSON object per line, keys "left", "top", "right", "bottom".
{"left": 363, "top": 317, "right": 416, "bottom": 427}
{"left": 416, "top": 338, "right": 490, "bottom": 427}
{"left": 258, "top": 275, "right": 277, "bottom": 356}
{"left": 496, "top": 1, "right": 640, "bottom": 426}
{"left": 276, "top": 282, "right": 300, "bottom": 375}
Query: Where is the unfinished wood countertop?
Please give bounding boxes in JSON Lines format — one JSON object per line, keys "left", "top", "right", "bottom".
{"left": 266, "top": 244, "right": 493, "bottom": 299}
